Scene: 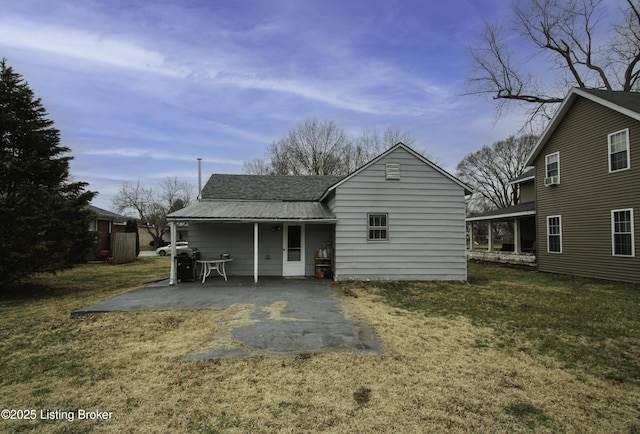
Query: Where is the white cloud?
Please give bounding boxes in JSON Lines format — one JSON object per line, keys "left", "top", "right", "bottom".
{"left": 82, "top": 147, "right": 243, "bottom": 166}
{"left": 0, "top": 15, "right": 453, "bottom": 118}
{"left": 0, "top": 17, "right": 184, "bottom": 77}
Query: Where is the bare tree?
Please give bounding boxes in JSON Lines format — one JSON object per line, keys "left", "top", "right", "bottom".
{"left": 268, "top": 118, "right": 349, "bottom": 175}
{"left": 351, "top": 125, "right": 443, "bottom": 166}
{"left": 242, "top": 158, "right": 275, "bottom": 175}
{"left": 468, "top": 0, "right": 640, "bottom": 123}
{"left": 160, "top": 177, "right": 194, "bottom": 212}
{"left": 112, "top": 177, "right": 193, "bottom": 247}
{"left": 352, "top": 125, "right": 416, "bottom": 156}
{"left": 456, "top": 134, "right": 538, "bottom": 212}
{"left": 243, "top": 120, "right": 430, "bottom": 175}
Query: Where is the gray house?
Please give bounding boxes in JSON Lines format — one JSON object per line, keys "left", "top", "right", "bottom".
{"left": 168, "top": 143, "right": 472, "bottom": 283}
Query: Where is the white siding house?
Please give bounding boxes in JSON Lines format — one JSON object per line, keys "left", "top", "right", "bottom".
{"left": 168, "top": 143, "right": 471, "bottom": 283}
{"left": 324, "top": 144, "right": 470, "bottom": 280}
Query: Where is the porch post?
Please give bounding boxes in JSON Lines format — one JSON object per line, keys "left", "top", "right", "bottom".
{"left": 253, "top": 222, "right": 259, "bottom": 283}
{"left": 468, "top": 222, "right": 474, "bottom": 251}
{"left": 513, "top": 218, "right": 520, "bottom": 254}
{"left": 169, "top": 221, "right": 177, "bottom": 285}
{"left": 487, "top": 221, "right": 493, "bottom": 252}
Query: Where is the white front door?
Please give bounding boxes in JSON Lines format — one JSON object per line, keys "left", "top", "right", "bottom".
{"left": 283, "top": 223, "right": 305, "bottom": 276}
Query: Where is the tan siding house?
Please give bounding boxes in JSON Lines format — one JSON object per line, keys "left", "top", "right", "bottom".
{"left": 527, "top": 88, "right": 640, "bottom": 282}
{"left": 519, "top": 179, "right": 535, "bottom": 203}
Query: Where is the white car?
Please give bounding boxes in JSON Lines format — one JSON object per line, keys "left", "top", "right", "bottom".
{"left": 156, "top": 241, "right": 189, "bottom": 256}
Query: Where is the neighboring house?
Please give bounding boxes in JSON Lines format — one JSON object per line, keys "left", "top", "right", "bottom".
{"left": 526, "top": 88, "right": 640, "bottom": 283}
{"left": 87, "top": 204, "right": 126, "bottom": 260}
{"left": 168, "top": 143, "right": 472, "bottom": 283}
{"left": 466, "top": 169, "right": 537, "bottom": 266}
{"left": 467, "top": 88, "right": 640, "bottom": 283}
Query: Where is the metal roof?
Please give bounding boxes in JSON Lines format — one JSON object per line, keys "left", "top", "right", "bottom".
{"left": 200, "top": 174, "right": 343, "bottom": 201}
{"left": 168, "top": 200, "right": 337, "bottom": 222}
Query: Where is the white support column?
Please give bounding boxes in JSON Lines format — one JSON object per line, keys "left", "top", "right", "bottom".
{"left": 468, "top": 222, "right": 474, "bottom": 251}
{"left": 253, "top": 222, "right": 259, "bottom": 283}
{"left": 513, "top": 218, "right": 520, "bottom": 254}
{"left": 169, "top": 221, "right": 177, "bottom": 285}
{"left": 487, "top": 221, "right": 493, "bottom": 252}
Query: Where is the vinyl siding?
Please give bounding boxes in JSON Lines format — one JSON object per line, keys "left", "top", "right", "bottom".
{"left": 329, "top": 147, "right": 467, "bottom": 281}
{"left": 519, "top": 180, "right": 535, "bottom": 203}
{"left": 187, "top": 222, "right": 333, "bottom": 277}
{"left": 533, "top": 96, "right": 640, "bottom": 282}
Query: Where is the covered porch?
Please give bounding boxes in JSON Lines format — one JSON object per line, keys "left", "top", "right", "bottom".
{"left": 466, "top": 202, "right": 537, "bottom": 267}
{"left": 167, "top": 200, "right": 337, "bottom": 284}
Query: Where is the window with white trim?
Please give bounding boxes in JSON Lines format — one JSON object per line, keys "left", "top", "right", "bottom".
{"left": 545, "top": 152, "right": 560, "bottom": 181}
{"left": 611, "top": 209, "right": 635, "bottom": 256}
{"left": 609, "top": 129, "right": 630, "bottom": 172}
{"left": 547, "top": 215, "right": 562, "bottom": 253}
{"left": 368, "top": 213, "right": 388, "bottom": 241}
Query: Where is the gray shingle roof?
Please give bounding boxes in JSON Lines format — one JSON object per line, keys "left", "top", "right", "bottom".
{"left": 86, "top": 204, "right": 127, "bottom": 221}
{"left": 200, "top": 174, "right": 343, "bottom": 201}
{"left": 168, "top": 200, "right": 336, "bottom": 221}
{"left": 579, "top": 89, "right": 640, "bottom": 114}
{"left": 508, "top": 168, "right": 535, "bottom": 184}
{"left": 527, "top": 88, "right": 640, "bottom": 165}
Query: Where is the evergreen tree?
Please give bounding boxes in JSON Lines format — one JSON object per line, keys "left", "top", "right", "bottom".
{"left": 0, "top": 59, "right": 96, "bottom": 286}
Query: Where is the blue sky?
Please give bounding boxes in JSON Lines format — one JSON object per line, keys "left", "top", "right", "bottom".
{"left": 2, "top": 0, "right": 552, "bottom": 210}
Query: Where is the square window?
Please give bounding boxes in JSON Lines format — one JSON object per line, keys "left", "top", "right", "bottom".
{"left": 609, "top": 129, "right": 630, "bottom": 172}
{"left": 368, "top": 213, "right": 388, "bottom": 241}
{"left": 547, "top": 216, "right": 562, "bottom": 253}
{"left": 612, "top": 209, "right": 635, "bottom": 256}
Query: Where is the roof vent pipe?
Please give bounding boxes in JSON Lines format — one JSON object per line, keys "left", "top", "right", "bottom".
{"left": 197, "top": 158, "right": 202, "bottom": 201}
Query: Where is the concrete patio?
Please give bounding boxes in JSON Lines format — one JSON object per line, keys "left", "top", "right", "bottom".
{"left": 72, "top": 276, "right": 383, "bottom": 359}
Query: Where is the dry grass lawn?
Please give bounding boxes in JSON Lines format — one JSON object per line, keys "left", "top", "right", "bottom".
{"left": 1, "top": 258, "right": 639, "bottom": 432}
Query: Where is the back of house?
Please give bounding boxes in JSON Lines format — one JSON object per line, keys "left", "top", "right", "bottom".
{"left": 168, "top": 143, "right": 471, "bottom": 282}
{"left": 324, "top": 144, "right": 470, "bottom": 281}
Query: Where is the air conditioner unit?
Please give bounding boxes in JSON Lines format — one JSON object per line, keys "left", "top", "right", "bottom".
{"left": 544, "top": 176, "right": 559, "bottom": 186}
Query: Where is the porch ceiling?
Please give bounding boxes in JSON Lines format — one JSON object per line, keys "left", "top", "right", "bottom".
{"left": 168, "top": 200, "right": 337, "bottom": 222}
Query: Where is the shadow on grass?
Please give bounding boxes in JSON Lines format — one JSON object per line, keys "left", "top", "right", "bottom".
{"left": 1, "top": 281, "right": 80, "bottom": 301}
{"left": 1, "top": 257, "right": 169, "bottom": 302}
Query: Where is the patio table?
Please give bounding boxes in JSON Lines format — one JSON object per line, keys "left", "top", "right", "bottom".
{"left": 196, "top": 259, "right": 233, "bottom": 283}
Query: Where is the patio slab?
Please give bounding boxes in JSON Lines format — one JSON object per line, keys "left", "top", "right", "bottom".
{"left": 72, "top": 277, "right": 383, "bottom": 359}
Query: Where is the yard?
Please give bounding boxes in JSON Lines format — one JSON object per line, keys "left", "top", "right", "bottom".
{"left": 1, "top": 258, "right": 639, "bottom": 432}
